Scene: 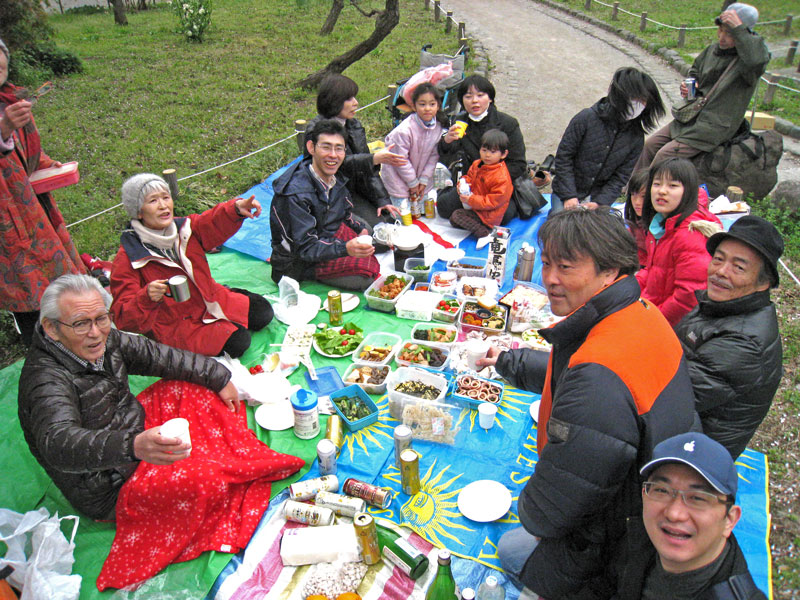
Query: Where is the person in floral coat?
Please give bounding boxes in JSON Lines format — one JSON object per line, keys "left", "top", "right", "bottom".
{"left": 0, "top": 38, "right": 85, "bottom": 345}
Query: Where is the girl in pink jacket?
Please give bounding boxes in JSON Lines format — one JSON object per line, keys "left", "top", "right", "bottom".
{"left": 380, "top": 83, "right": 446, "bottom": 206}
{"left": 636, "top": 158, "right": 722, "bottom": 326}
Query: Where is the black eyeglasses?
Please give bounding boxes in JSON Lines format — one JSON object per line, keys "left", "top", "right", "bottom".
{"left": 56, "top": 313, "right": 112, "bottom": 336}
{"left": 643, "top": 481, "right": 729, "bottom": 510}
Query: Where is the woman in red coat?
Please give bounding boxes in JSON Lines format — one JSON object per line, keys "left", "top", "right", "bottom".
{"left": 0, "top": 39, "right": 86, "bottom": 344}
{"left": 636, "top": 158, "right": 721, "bottom": 326}
{"left": 111, "top": 173, "right": 273, "bottom": 357}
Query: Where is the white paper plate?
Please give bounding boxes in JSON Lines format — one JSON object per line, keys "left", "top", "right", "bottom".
{"left": 529, "top": 399, "right": 541, "bottom": 422}
{"left": 458, "top": 480, "right": 512, "bottom": 522}
{"left": 322, "top": 293, "right": 360, "bottom": 313}
{"left": 254, "top": 401, "right": 295, "bottom": 431}
{"left": 312, "top": 337, "right": 356, "bottom": 358}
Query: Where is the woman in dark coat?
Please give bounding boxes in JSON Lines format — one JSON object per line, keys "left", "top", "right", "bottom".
{"left": 437, "top": 74, "right": 528, "bottom": 225}
{"left": 550, "top": 67, "right": 664, "bottom": 213}
{"left": 304, "top": 74, "right": 402, "bottom": 227}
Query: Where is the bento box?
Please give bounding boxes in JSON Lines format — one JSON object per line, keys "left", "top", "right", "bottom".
{"left": 446, "top": 257, "right": 486, "bottom": 279}
{"left": 458, "top": 301, "right": 509, "bottom": 336}
{"left": 364, "top": 272, "right": 412, "bottom": 312}
{"left": 395, "top": 341, "right": 450, "bottom": 371}
{"left": 330, "top": 385, "right": 379, "bottom": 431}
{"left": 386, "top": 367, "right": 459, "bottom": 444}
{"left": 352, "top": 332, "right": 402, "bottom": 366}
{"left": 342, "top": 363, "right": 392, "bottom": 395}
{"left": 395, "top": 290, "right": 442, "bottom": 321}
{"left": 449, "top": 373, "right": 505, "bottom": 409}
{"left": 431, "top": 294, "right": 462, "bottom": 323}
{"left": 404, "top": 258, "right": 432, "bottom": 283}
{"left": 410, "top": 323, "right": 458, "bottom": 348}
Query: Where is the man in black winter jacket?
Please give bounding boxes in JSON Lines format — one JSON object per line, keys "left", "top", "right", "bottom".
{"left": 675, "top": 216, "right": 784, "bottom": 459}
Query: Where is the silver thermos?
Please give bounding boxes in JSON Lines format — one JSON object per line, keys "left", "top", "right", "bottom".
{"left": 513, "top": 244, "right": 536, "bottom": 282}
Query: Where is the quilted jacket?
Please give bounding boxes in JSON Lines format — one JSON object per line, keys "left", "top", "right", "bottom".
{"left": 463, "top": 158, "right": 513, "bottom": 228}
{"left": 380, "top": 113, "right": 445, "bottom": 198}
{"left": 676, "top": 289, "right": 782, "bottom": 458}
{"left": 18, "top": 326, "right": 231, "bottom": 520}
{"left": 551, "top": 98, "right": 644, "bottom": 206}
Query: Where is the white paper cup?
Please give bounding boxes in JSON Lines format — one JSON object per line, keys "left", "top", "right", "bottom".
{"left": 356, "top": 235, "right": 373, "bottom": 246}
{"left": 478, "top": 402, "right": 497, "bottom": 429}
{"left": 160, "top": 417, "right": 191, "bottom": 455}
{"left": 466, "top": 339, "right": 490, "bottom": 371}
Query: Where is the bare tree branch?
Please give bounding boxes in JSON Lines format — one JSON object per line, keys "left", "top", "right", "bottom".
{"left": 349, "top": 0, "right": 379, "bottom": 18}
{"left": 320, "top": 0, "right": 345, "bottom": 35}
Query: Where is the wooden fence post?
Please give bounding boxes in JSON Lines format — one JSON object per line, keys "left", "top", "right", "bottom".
{"left": 458, "top": 22, "right": 466, "bottom": 39}
{"left": 294, "top": 120, "right": 307, "bottom": 154}
{"left": 762, "top": 74, "right": 779, "bottom": 105}
{"left": 434, "top": 1, "right": 441, "bottom": 21}
{"left": 584, "top": 0, "right": 591, "bottom": 10}
{"left": 424, "top": 0, "right": 430, "bottom": 10}
{"left": 787, "top": 40, "right": 798, "bottom": 66}
{"left": 459, "top": 37, "right": 469, "bottom": 59}
{"left": 640, "top": 12, "right": 647, "bottom": 32}
{"left": 612, "top": 2, "right": 619, "bottom": 20}
{"left": 678, "top": 25, "right": 687, "bottom": 48}
{"left": 162, "top": 169, "right": 179, "bottom": 200}
{"left": 446, "top": 10, "right": 453, "bottom": 33}
{"left": 784, "top": 15, "right": 793, "bottom": 37}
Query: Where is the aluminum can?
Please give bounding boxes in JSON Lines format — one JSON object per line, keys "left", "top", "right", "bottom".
{"left": 343, "top": 477, "right": 392, "bottom": 508}
{"left": 424, "top": 194, "right": 436, "bottom": 219}
{"left": 283, "top": 499, "right": 335, "bottom": 526}
{"left": 325, "top": 414, "right": 344, "bottom": 454}
{"left": 354, "top": 512, "right": 381, "bottom": 565}
{"left": 393, "top": 424, "right": 413, "bottom": 468}
{"left": 685, "top": 78, "right": 697, "bottom": 100}
{"left": 400, "top": 449, "right": 421, "bottom": 495}
{"left": 314, "top": 490, "right": 367, "bottom": 517}
{"left": 288, "top": 475, "right": 339, "bottom": 501}
{"left": 317, "top": 438, "right": 337, "bottom": 476}
{"left": 328, "top": 290, "right": 343, "bottom": 327}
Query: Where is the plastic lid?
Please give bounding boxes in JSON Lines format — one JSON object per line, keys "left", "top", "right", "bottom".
{"left": 394, "top": 424, "right": 412, "bottom": 437}
{"left": 485, "top": 575, "right": 498, "bottom": 588}
{"left": 291, "top": 388, "right": 318, "bottom": 411}
{"left": 317, "top": 438, "right": 336, "bottom": 453}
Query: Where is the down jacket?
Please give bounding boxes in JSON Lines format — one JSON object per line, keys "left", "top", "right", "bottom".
{"left": 110, "top": 199, "right": 249, "bottom": 357}
{"left": 675, "top": 289, "right": 782, "bottom": 459}
{"left": 495, "top": 275, "right": 696, "bottom": 597}
{"left": 17, "top": 326, "right": 231, "bottom": 520}
{"left": 380, "top": 113, "right": 445, "bottom": 199}
{"left": 636, "top": 206, "right": 722, "bottom": 326}
{"left": 269, "top": 157, "right": 363, "bottom": 283}
{"left": 551, "top": 98, "right": 644, "bottom": 206}
{"left": 304, "top": 115, "right": 391, "bottom": 209}
{"left": 463, "top": 158, "right": 513, "bottom": 228}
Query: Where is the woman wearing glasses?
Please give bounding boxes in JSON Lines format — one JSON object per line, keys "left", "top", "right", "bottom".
{"left": 110, "top": 173, "right": 273, "bottom": 358}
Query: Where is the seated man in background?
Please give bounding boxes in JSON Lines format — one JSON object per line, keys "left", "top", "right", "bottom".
{"left": 675, "top": 215, "right": 783, "bottom": 458}
{"left": 605, "top": 432, "right": 766, "bottom": 599}
{"left": 17, "top": 274, "right": 304, "bottom": 591}
{"left": 270, "top": 119, "right": 379, "bottom": 291}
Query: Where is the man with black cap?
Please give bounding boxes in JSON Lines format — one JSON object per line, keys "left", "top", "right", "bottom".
{"left": 605, "top": 432, "right": 766, "bottom": 599}
{"left": 634, "top": 2, "right": 770, "bottom": 171}
{"left": 675, "top": 215, "right": 783, "bottom": 459}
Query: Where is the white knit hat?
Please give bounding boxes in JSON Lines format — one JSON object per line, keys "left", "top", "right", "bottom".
{"left": 120, "top": 173, "right": 169, "bottom": 219}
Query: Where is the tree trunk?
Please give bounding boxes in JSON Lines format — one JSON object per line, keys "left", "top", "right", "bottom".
{"left": 137, "top": 0, "right": 147, "bottom": 10}
{"left": 111, "top": 0, "right": 128, "bottom": 25}
{"left": 300, "top": 0, "right": 400, "bottom": 89}
{"left": 320, "top": 0, "right": 345, "bottom": 35}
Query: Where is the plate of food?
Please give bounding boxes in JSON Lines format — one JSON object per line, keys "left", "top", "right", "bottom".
{"left": 521, "top": 327, "right": 551, "bottom": 350}
{"left": 313, "top": 322, "right": 363, "bottom": 358}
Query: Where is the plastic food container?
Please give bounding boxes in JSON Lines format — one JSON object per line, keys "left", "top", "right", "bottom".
{"left": 29, "top": 162, "right": 80, "bottom": 195}
{"left": 342, "top": 363, "right": 392, "bottom": 395}
{"left": 352, "top": 332, "right": 402, "bottom": 366}
{"left": 386, "top": 367, "right": 459, "bottom": 444}
{"left": 449, "top": 373, "right": 505, "bottom": 409}
{"left": 364, "top": 272, "right": 412, "bottom": 313}
{"left": 432, "top": 294, "right": 462, "bottom": 323}
{"left": 404, "top": 258, "right": 432, "bottom": 283}
{"left": 459, "top": 301, "right": 509, "bottom": 336}
{"left": 330, "top": 385, "right": 379, "bottom": 431}
{"left": 410, "top": 323, "right": 458, "bottom": 348}
{"left": 446, "top": 257, "right": 487, "bottom": 279}
{"left": 413, "top": 282, "right": 431, "bottom": 292}
{"left": 395, "top": 341, "right": 450, "bottom": 371}
{"left": 429, "top": 271, "right": 457, "bottom": 294}
{"left": 395, "top": 290, "right": 442, "bottom": 321}
{"left": 456, "top": 276, "right": 500, "bottom": 303}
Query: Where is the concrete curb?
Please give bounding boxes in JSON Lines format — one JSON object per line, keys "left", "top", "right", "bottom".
{"left": 530, "top": 0, "right": 800, "bottom": 140}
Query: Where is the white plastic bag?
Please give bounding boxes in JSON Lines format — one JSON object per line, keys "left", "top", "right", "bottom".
{"left": 214, "top": 354, "right": 292, "bottom": 406}
{"left": 0, "top": 507, "right": 82, "bottom": 600}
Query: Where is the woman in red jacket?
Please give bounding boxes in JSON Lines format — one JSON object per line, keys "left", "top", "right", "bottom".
{"left": 111, "top": 173, "right": 273, "bottom": 357}
{"left": 636, "top": 158, "right": 721, "bottom": 326}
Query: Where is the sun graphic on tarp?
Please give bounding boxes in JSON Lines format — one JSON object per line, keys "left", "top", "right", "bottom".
{"left": 382, "top": 457, "right": 474, "bottom": 548}
{"left": 341, "top": 394, "right": 394, "bottom": 461}
{"left": 457, "top": 384, "right": 537, "bottom": 432}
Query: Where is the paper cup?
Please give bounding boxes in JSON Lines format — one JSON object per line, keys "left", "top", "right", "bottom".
{"left": 466, "top": 339, "right": 490, "bottom": 371}
{"left": 160, "top": 417, "right": 191, "bottom": 455}
{"left": 478, "top": 402, "right": 497, "bottom": 429}
{"left": 454, "top": 120, "right": 468, "bottom": 138}
{"left": 357, "top": 235, "right": 373, "bottom": 246}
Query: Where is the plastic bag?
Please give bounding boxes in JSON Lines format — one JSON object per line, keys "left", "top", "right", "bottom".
{"left": 214, "top": 354, "right": 292, "bottom": 406}
{"left": 0, "top": 507, "right": 81, "bottom": 600}
{"left": 402, "top": 62, "right": 454, "bottom": 105}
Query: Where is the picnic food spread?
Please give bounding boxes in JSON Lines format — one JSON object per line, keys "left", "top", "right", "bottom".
{"left": 367, "top": 274, "right": 408, "bottom": 300}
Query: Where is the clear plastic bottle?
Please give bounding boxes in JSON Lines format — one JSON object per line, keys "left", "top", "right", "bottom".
{"left": 477, "top": 575, "right": 504, "bottom": 600}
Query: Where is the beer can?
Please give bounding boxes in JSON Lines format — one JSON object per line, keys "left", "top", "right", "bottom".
{"left": 314, "top": 490, "right": 367, "bottom": 517}
{"left": 400, "top": 449, "right": 420, "bottom": 495}
{"left": 317, "top": 438, "right": 337, "bottom": 476}
{"left": 394, "top": 424, "right": 413, "bottom": 468}
{"left": 325, "top": 414, "right": 344, "bottom": 454}
{"left": 328, "top": 290, "right": 343, "bottom": 327}
{"left": 685, "top": 78, "right": 697, "bottom": 100}
{"left": 353, "top": 512, "right": 381, "bottom": 565}
{"left": 424, "top": 194, "right": 436, "bottom": 219}
{"left": 343, "top": 477, "right": 392, "bottom": 509}
{"left": 284, "top": 499, "right": 335, "bottom": 526}
{"left": 289, "top": 475, "right": 339, "bottom": 501}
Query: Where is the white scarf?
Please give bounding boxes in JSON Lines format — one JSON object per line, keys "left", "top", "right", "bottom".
{"left": 131, "top": 219, "right": 179, "bottom": 251}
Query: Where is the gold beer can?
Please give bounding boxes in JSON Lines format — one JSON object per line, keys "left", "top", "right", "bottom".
{"left": 400, "top": 449, "right": 420, "bottom": 495}
{"left": 424, "top": 195, "right": 436, "bottom": 219}
{"left": 354, "top": 512, "right": 381, "bottom": 565}
{"left": 325, "top": 414, "right": 344, "bottom": 454}
{"left": 328, "top": 290, "right": 343, "bottom": 327}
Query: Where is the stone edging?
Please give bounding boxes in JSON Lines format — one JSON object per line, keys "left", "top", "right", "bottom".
{"left": 530, "top": 0, "right": 800, "bottom": 139}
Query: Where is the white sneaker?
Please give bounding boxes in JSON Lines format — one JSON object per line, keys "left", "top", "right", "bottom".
{"left": 475, "top": 234, "right": 493, "bottom": 249}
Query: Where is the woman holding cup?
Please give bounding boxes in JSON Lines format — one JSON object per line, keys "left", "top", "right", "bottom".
{"left": 110, "top": 173, "right": 273, "bottom": 358}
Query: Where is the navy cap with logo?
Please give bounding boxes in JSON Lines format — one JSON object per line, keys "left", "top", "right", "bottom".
{"left": 640, "top": 433, "right": 738, "bottom": 497}
{"left": 706, "top": 215, "right": 784, "bottom": 287}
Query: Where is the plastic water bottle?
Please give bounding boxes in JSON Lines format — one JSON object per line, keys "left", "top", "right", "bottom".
{"left": 477, "top": 575, "right": 504, "bottom": 600}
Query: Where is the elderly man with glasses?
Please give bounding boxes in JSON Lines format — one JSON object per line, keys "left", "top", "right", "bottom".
{"left": 17, "top": 274, "right": 304, "bottom": 591}
{"left": 599, "top": 432, "right": 766, "bottom": 599}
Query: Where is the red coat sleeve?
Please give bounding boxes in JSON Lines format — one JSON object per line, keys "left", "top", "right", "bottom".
{"left": 110, "top": 247, "right": 163, "bottom": 335}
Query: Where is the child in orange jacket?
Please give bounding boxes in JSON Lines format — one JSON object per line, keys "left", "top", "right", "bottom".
{"left": 449, "top": 129, "right": 513, "bottom": 248}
